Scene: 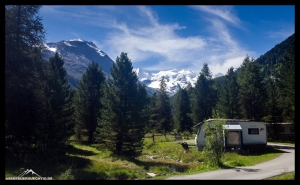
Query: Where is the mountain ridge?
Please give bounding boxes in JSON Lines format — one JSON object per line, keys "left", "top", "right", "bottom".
{"left": 42, "top": 38, "right": 114, "bottom": 88}
{"left": 41, "top": 38, "right": 204, "bottom": 96}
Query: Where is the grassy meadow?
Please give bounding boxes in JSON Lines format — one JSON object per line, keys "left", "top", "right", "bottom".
{"left": 5, "top": 133, "right": 291, "bottom": 180}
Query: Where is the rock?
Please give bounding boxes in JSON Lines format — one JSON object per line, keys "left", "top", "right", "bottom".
{"left": 150, "top": 156, "right": 157, "bottom": 159}
{"left": 146, "top": 173, "right": 157, "bottom": 178}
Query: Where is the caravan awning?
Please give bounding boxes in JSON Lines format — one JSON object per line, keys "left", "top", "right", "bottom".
{"left": 223, "top": 125, "right": 242, "bottom": 130}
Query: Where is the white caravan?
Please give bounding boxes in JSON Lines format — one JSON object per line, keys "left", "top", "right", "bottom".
{"left": 194, "top": 119, "right": 267, "bottom": 152}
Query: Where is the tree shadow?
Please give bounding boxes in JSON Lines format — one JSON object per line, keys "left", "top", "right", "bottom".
{"left": 238, "top": 146, "right": 287, "bottom": 156}
{"left": 232, "top": 167, "right": 260, "bottom": 172}
{"left": 65, "top": 144, "right": 97, "bottom": 156}
{"left": 267, "top": 145, "right": 295, "bottom": 150}
{"left": 5, "top": 144, "right": 97, "bottom": 179}
{"left": 71, "top": 169, "right": 110, "bottom": 180}
{"left": 217, "top": 162, "right": 235, "bottom": 169}
{"left": 124, "top": 157, "right": 191, "bottom": 172}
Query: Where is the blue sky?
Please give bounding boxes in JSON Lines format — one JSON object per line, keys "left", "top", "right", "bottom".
{"left": 39, "top": 5, "right": 295, "bottom": 76}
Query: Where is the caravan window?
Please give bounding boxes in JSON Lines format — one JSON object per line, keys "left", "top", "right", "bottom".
{"left": 248, "top": 128, "right": 259, "bottom": 135}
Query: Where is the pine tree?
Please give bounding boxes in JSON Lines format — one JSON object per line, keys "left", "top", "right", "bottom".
{"left": 74, "top": 62, "right": 106, "bottom": 144}
{"left": 173, "top": 87, "right": 193, "bottom": 132}
{"left": 261, "top": 76, "right": 283, "bottom": 139}
{"left": 148, "top": 92, "right": 160, "bottom": 132}
{"left": 216, "top": 67, "right": 240, "bottom": 119}
{"left": 156, "top": 76, "right": 173, "bottom": 133}
{"left": 185, "top": 82, "right": 193, "bottom": 96}
{"left": 38, "top": 52, "right": 75, "bottom": 155}
{"left": 5, "top": 5, "right": 47, "bottom": 163}
{"left": 237, "top": 55, "right": 268, "bottom": 121}
{"left": 97, "top": 52, "right": 148, "bottom": 156}
{"left": 191, "top": 63, "right": 216, "bottom": 123}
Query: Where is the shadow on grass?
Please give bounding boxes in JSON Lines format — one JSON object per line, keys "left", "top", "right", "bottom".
{"left": 5, "top": 154, "right": 93, "bottom": 179}
{"left": 71, "top": 169, "right": 110, "bottom": 180}
{"left": 267, "top": 145, "right": 295, "bottom": 150}
{"left": 238, "top": 146, "right": 287, "bottom": 156}
{"left": 5, "top": 144, "right": 100, "bottom": 179}
{"left": 65, "top": 144, "right": 97, "bottom": 156}
{"left": 109, "top": 155, "right": 191, "bottom": 173}
{"left": 135, "top": 160, "right": 190, "bottom": 172}
{"left": 217, "top": 162, "right": 235, "bottom": 169}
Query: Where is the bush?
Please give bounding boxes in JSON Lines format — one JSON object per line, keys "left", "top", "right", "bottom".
{"left": 202, "top": 119, "right": 227, "bottom": 166}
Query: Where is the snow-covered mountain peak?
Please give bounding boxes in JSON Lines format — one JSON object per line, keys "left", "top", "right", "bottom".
{"left": 133, "top": 68, "right": 153, "bottom": 81}
{"left": 135, "top": 68, "right": 198, "bottom": 96}
{"left": 44, "top": 43, "right": 57, "bottom": 53}
{"left": 42, "top": 39, "right": 114, "bottom": 88}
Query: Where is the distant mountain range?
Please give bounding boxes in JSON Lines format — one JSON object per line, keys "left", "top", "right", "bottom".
{"left": 133, "top": 68, "right": 198, "bottom": 96}
{"left": 42, "top": 38, "right": 214, "bottom": 96}
{"left": 42, "top": 33, "right": 294, "bottom": 96}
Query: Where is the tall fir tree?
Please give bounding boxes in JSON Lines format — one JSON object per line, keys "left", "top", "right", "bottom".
{"left": 261, "top": 76, "right": 283, "bottom": 139}
{"left": 156, "top": 76, "right": 173, "bottom": 133}
{"left": 97, "top": 52, "right": 148, "bottom": 156}
{"left": 216, "top": 67, "right": 240, "bottom": 119}
{"left": 148, "top": 92, "right": 160, "bottom": 132}
{"left": 173, "top": 87, "right": 193, "bottom": 132}
{"left": 191, "top": 63, "right": 216, "bottom": 123}
{"left": 5, "top": 5, "right": 47, "bottom": 163}
{"left": 74, "top": 62, "right": 106, "bottom": 144}
{"left": 185, "top": 82, "right": 193, "bottom": 97}
{"left": 237, "top": 55, "right": 268, "bottom": 121}
{"left": 38, "top": 52, "right": 75, "bottom": 156}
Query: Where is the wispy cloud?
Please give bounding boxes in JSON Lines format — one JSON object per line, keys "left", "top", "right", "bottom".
{"left": 41, "top": 6, "right": 116, "bottom": 28}
{"left": 101, "top": 6, "right": 208, "bottom": 70}
{"left": 191, "top": 5, "right": 241, "bottom": 26}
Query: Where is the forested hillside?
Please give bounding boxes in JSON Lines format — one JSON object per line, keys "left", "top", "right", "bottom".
{"left": 255, "top": 33, "right": 295, "bottom": 78}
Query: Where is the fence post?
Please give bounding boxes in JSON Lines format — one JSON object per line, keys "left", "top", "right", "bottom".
{"left": 152, "top": 134, "right": 155, "bottom": 143}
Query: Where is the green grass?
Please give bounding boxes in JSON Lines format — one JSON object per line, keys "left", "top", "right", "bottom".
{"left": 5, "top": 134, "right": 292, "bottom": 180}
{"left": 265, "top": 172, "right": 295, "bottom": 180}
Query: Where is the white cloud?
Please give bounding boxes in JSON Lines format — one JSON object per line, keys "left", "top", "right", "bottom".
{"left": 191, "top": 5, "right": 241, "bottom": 26}
{"left": 102, "top": 6, "right": 207, "bottom": 68}
{"left": 209, "top": 56, "right": 246, "bottom": 75}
